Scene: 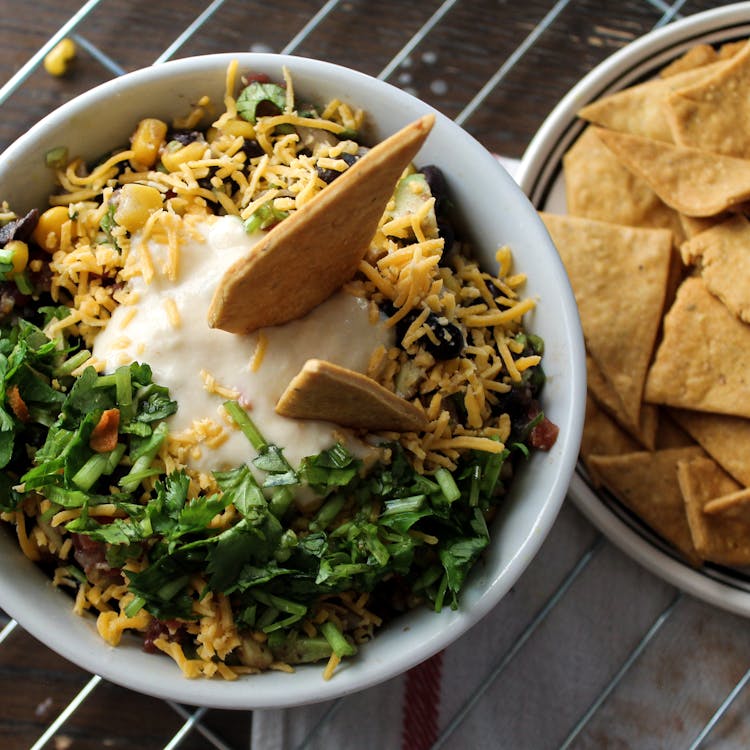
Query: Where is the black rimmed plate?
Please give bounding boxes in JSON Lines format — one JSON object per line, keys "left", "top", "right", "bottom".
{"left": 517, "top": 2, "right": 750, "bottom": 616}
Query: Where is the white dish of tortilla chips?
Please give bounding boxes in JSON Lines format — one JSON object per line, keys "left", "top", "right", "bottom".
{"left": 518, "top": 3, "right": 750, "bottom": 616}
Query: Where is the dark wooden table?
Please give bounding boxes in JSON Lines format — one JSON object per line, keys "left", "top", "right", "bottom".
{"left": 1, "top": 1, "right": 748, "bottom": 748}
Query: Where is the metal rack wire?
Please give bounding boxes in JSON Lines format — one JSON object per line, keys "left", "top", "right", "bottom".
{"left": 2, "top": 0, "right": 749, "bottom": 747}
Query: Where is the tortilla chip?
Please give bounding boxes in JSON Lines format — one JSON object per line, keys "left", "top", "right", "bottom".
{"left": 275, "top": 358, "right": 428, "bottom": 432}
{"left": 645, "top": 276, "right": 750, "bottom": 417}
{"left": 660, "top": 43, "right": 720, "bottom": 78}
{"left": 719, "top": 40, "right": 748, "bottom": 60}
{"left": 587, "top": 356, "right": 658, "bottom": 450}
{"left": 587, "top": 447, "right": 704, "bottom": 565}
{"left": 680, "top": 214, "right": 750, "bottom": 323}
{"left": 594, "top": 127, "right": 750, "bottom": 217}
{"left": 208, "top": 115, "right": 434, "bottom": 333}
{"left": 579, "top": 62, "right": 725, "bottom": 141}
{"left": 580, "top": 396, "right": 641, "bottom": 486}
{"left": 563, "top": 127, "right": 684, "bottom": 240}
{"left": 655, "top": 411, "right": 695, "bottom": 450}
{"left": 703, "top": 488, "right": 750, "bottom": 516}
{"left": 678, "top": 455, "right": 750, "bottom": 565}
{"left": 670, "top": 408, "right": 750, "bottom": 487}
{"left": 679, "top": 212, "right": 726, "bottom": 239}
{"left": 665, "top": 41, "right": 750, "bottom": 158}
{"left": 541, "top": 212, "right": 672, "bottom": 430}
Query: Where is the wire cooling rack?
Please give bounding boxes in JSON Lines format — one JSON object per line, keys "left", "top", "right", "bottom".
{"left": 3, "top": 1, "right": 750, "bottom": 748}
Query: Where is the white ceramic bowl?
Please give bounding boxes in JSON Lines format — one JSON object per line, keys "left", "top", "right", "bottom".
{"left": 518, "top": 3, "right": 750, "bottom": 617}
{"left": 0, "top": 53, "right": 585, "bottom": 708}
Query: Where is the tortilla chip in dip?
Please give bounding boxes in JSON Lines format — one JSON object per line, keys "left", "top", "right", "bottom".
{"left": 594, "top": 127, "right": 750, "bottom": 217}
{"left": 587, "top": 447, "right": 705, "bottom": 565}
{"left": 680, "top": 214, "right": 750, "bottom": 323}
{"left": 541, "top": 212, "right": 672, "bottom": 432}
{"left": 664, "top": 41, "right": 750, "bottom": 158}
{"left": 208, "top": 114, "right": 434, "bottom": 334}
{"left": 562, "top": 127, "right": 684, "bottom": 239}
{"left": 645, "top": 276, "right": 750, "bottom": 417}
{"left": 275, "top": 358, "right": 428, "bottom": 432}
{"left": 678, "top": 455, "right": 750, "bottom": 566}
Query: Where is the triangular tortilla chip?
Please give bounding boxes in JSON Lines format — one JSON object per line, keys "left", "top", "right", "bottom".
{"left": 660, "top": 43, "right": 721, "bottom": 77}
{"left": 208, "top": 115, "right": 434, "bottom": 333}
{"left": 594, "top": 127, "right": 750, "bottom": 217}
{"left": 586, "top": 356, "right": 658, "bottom": 450}
{"left": 670, "top": 408, "right": 750, "bottom": 487}
{"left": 679, "top": 212, "right": 726, "bottom": 239}
{"left": 665, "top": 41, "right": 750, "bottom": 158}
{"left": 678, "top": 455, "right": 750, "bottom": 566}
{"left": 563, "top": 127, "right": 684, "bottom": 240}
{"left": 275, "top": 358, "right": 427, "bottom": 432}
{"left": 580, "top": 396, "right": 640, "bottom": 487}
{"left": 645, "top": 277, "right": 750, "bottom": 417}
{"left": 541, "top": 213, "right": 672, "bottom": 430}
{"left": 681, "top": 214, "right": 750, "bottom": 323}
{"left": 579, "top": 61, "right": 726, "bottom": 141}
{"left": 587, "top": 447, "right": 705, "bottom": 565}
{"left": 703, "top": 488, "right": 750, "bottom": 515}
{"left": 654, "top": 411, "right": 695, "bottom": 450}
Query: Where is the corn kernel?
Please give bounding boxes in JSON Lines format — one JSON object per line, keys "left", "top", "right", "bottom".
{"left": 160, "top": 141, "right": 207, "bottom": 173}
{"left": 4, "top": 240, "right": 28, "bottom": 275}
{"left": 32, "top": 206, "right": 71, "bottom": 252}
{"left": 220, "top": 119, "right": 256, "bottom": 140}
{"left": 130, "top": 118, "right": 168, "bottom": 170}
{"left": 43, "top": 38, "right": 76, "bottom": 77}
{"left": 114, "top": 184, "right": 164, "bottom": 233}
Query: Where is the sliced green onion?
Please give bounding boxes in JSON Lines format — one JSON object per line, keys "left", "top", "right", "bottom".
{"left": 53, "top": 349, "right": 92, "bottom": 377}
{"left": 72, "top": 452, "right": 111, "bottom": 491}
{"left": 320, "top": 621, "right": 357, "bottom": 658}
{"left": 124, "top": 595, "right": 146, "bottom": 618}
{"left": 115, "top": 365, "right": 134, "bottom": 422}
{"left": 13, "top": 271, "right": 33, "bottom": 295}
{"left": 119, "top": 421, "right": 168, "bottom": 492}
{"left": 45, "top": 146, "right": 68, "bottom": 169}
{"left": 223, "top": 400, "right": 266, "bottom": 451}
{"left": 435, "top": 467, "right": 461, "bottom": 504}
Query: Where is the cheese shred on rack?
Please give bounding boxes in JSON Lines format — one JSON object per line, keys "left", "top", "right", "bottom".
{"left": 0, "top": 63, "right": 556, "bottom": 681}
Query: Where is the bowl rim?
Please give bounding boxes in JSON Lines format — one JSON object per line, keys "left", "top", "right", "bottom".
{"left": 517, "top": 2, "right": 750, "bottom": 619}
{"left": 0, "top": 51, "right": 585, "bottom": 708}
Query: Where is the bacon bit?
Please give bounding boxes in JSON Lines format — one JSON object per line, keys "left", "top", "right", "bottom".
{"left": 71, "top": 533, "right": 121, "bottom": 585}
{"left": 530, "top": 415, "right": 559, "bottom": 451}
{"left": 143, "top": 618, "right": 184, "bottom": 653}
{"left": 7, "top": 385, "right": 29, "bottom": 422}
{"left": 89, "top": 408, "right": 120, "bottom": 453}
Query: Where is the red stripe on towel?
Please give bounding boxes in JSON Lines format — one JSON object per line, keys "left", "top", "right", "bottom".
{"left": 401, "top": 651, "right": 444, "bottom": 750}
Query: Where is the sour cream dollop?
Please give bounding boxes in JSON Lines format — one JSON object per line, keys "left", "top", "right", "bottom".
{"left": 92, "top": 214, "right": 392, "bottom": 472}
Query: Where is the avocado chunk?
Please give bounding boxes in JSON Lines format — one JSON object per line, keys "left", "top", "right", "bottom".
{"left": 389, "top": 172, "right": 439, "bottom": 239}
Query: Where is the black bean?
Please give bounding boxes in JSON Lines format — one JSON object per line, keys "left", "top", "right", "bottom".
{"left": 316, "top": 152, "right": 359, "bottom": 184}
{"left": 424, "top": 316, "right": 464, "bottom": 359}
{"left": 390, "top": 306, "right": 464, "bottom": 360}
{"left": 316, "top": 167, "right": 339, "bottom": 184}
{"left": 485, "top": 279, "right": 501, "bottom": 301}
{"left": 242, "top": 139, "right": 265, "bottom": 159}
{"left": 197, "top": 166, "right": 219, "bottom": 191}
{"left": 0, "top": 208, "right": 39, "bottom": 246}
{"left": 420, "top": 164, "right": 448, "bottom": 201}
{"left": 168, "top": 129, "right": 203, "bottom": 146}
{"left": 437, "top": 217, "right": 455, "bottom": 255}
